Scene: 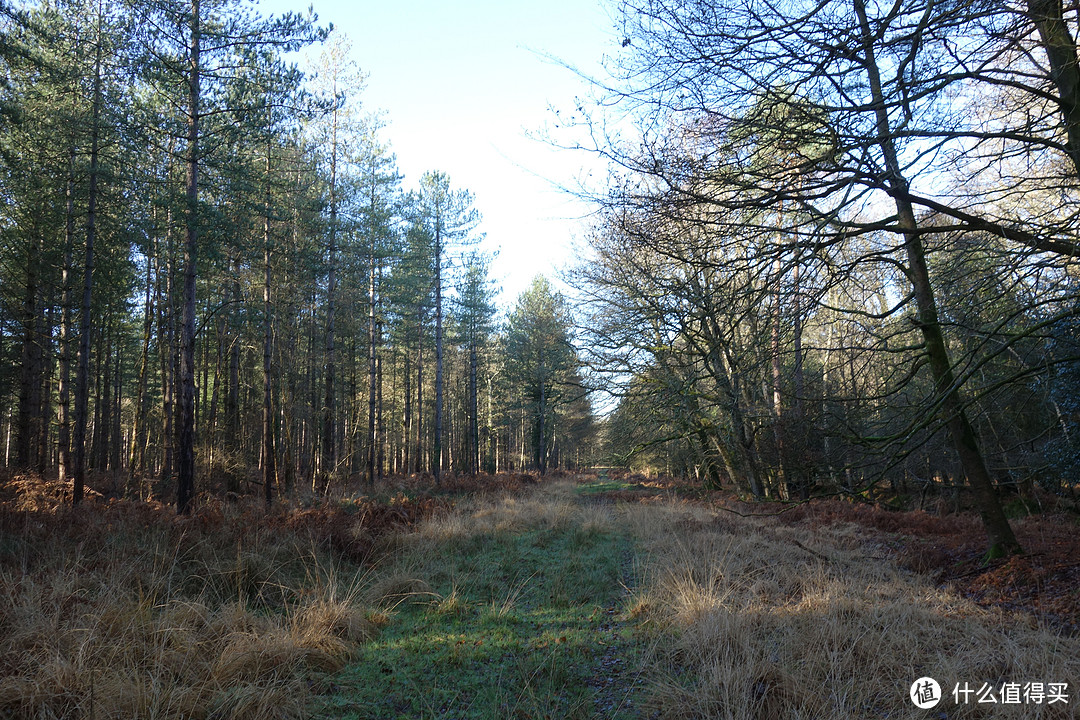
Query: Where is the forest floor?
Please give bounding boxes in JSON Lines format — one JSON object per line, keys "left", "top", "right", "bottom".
{"left": 0, "top": 470, "right": 1078, "bottom": 719}
{"left": 583, "top": 474, "right": 1080, "bottom": 637}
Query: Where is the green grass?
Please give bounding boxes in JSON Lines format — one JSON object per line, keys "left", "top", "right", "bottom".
{"left": 574, "top": 480, "right": 638, "bottom": 496}
{"left": 320, "top": 498, "right": 646, "bottom": 719}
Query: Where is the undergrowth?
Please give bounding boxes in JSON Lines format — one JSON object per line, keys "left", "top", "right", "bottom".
{"left": 621, "top": 501, "right": 1080, "bottom": 719}
{"left": 0, "top": 476, "right": 440, "bottom": 720}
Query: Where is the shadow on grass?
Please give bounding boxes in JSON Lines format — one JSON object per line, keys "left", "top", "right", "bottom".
{"left": 322, "top": 516, "right": 647, "bottom": 719}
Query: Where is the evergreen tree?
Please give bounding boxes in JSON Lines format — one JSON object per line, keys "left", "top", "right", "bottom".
{"left": 504, "top": 276, "right": 580, "bottom": 475}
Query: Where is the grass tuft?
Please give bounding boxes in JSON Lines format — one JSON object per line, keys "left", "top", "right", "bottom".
{"left": 0, "top": 494, "right": 387, "bottom": 720}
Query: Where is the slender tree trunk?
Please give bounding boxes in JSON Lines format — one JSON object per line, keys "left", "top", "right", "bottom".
{"left": 223, "top": 254, "right": 240, "bottom": 458}
{"left": 855, "top": 0, "right": 1020, "bottom": 555}
{"left": 90, "top": 324, "right": 105, "bottom": 470}
{"left": 469, "top": 342, "right": 479, "bottom": 475}
{"left": 177, "top": 0, "right": 201, "bottom": 514}
{"left": 17, "top": 231, "right": 42, "bottom": 470}
{"left": 322, "top": 102, "right": 339, "bottom": 485}
{"left": 433, "top": 224, "right": 443, "bottom": 484}
{"left": 73, "top": 25, "right": 104, "bottom": 504}
{"left": 771, "top": 255, "right": 786, "bottom": 496}
{"left": 129, "top": 244, "right": 154, "bottom": 483}
{"left": 207, "top": 294, "right": 222, "bottom": 475}
{"left": 262, "top": 148, "right": 275, "bottom": 505}
{"left": 38, "top": 296, "right": 54, "bottom": 476}
{"left": 403, "top": 346, "right": 411, "bottom": 473}
{"left": 376, "top": 329, "right": 384, "bottom": 479}
{"left": 110, "top": 336, "right": 122, "bottom": 474}
{"left": 415, "top": 316, "right": 424, "bottom": 474}
{"left": 98, "top": 323, "right": 113, "bottom": 471}
{"left": 58, "top": 145, "right": 75, "bottom": 486}
{"left": 536, "top": 364, "right": 546, "bottom": 475}
{"left": 368, "top": 238, "right": 377, "bottom": 485}
{"left": 159, "top": 217, "right": 176, "bottom": 484}
{"left": 791, "top": 256, "right": 807, "bottom": 499}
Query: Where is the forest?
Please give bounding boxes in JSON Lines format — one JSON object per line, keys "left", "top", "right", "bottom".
{"left": 2, "top": 0, "right": 1080, "bottom": 718}
{"left": 0, "top": 0, "right": 595, "bottom": 510}
{"left": 571, "top": 0, "right": 1080, "bottom": 558}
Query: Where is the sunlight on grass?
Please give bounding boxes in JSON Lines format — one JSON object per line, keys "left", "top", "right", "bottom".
{"left": 323, "top": 485, "right": 647, "bottom": 719}
{"left": 620, "top": 501, "right": 1080, "bottom": 719}
{"left": 0, "top": 499, "right": 383, "bottom": 720}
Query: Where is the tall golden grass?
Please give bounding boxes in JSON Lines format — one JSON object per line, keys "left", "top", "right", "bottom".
{"left": 0, "top": 482, "right": 377, "bottom": 720}
{"left": 621, "top": 501, "right": 1079, "bottom": 719}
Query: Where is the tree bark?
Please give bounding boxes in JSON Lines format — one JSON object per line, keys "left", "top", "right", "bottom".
{"left": 177, "top": 0, "right": 201, "bottom": 514}
{"left": 434, "top": 222, "right": 444, "bottom": 484}
{"left": 16, "top": 231, "right": 42, "bottom": 471}
{"left": 58, "top": 144, "right": 75, "bottom": 486}
{"left": 469, "top": 342, "right": 479, "bottom": 475}
{"left": 322, "top": 100, "right": 339, "bottom": 484}
{"left": 855, "top": 0, "right": 1020, "bottom": 555}
{"left": 537, "top": 376, "right": 546, "bottom": 474}
{"left": 73, "top": 23, "right": 104, "bottom": 504}
{"left": 368, "top": 234, "right": 377, "bottom": 485}
{"left": 403, "top": 346, "right": 412, "bottom": 473}
{"left": 415, "top": 315, "right": 424, "bottom": 474}
{"left": 262, "top": 147, "right": 275, "bottom": 505}
{"left": 1028, "top": 0, "right": 1080, "bottom": 178}
{"left": 129, "top": 243, "right": 154, "bottom": 482}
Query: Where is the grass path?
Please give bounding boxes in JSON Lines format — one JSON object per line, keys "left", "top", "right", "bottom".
{"left": 319, "top": 476, "right": 1080, "bottom": 719}
{"left": 320, "top": 480, "right": 649, "bottom": 719}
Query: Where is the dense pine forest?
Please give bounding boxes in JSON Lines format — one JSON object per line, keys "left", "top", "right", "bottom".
{"left": 0, "top": 0, "right": 594, "bottom": 509}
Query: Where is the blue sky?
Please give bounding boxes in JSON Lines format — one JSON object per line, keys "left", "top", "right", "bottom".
{"left": 254, "top": 0, "right": 616, "bottom": 306}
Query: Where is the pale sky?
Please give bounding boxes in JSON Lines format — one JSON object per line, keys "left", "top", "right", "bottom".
{"left": 254, "top": 0, "right": 616, "bottom": 306}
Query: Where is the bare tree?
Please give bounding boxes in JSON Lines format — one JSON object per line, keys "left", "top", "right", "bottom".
{"left": 562, "top": 0, "right": 1080, "bottom": 554}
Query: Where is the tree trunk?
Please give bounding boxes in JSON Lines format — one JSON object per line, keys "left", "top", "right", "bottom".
{"left": 110, "top": 334, "right": 123, "bottom": 473}
{"left": 434, "top": 223, "right": 443, "bottom": 484}
{"left": 537, "top": 374, "right": 546, "bottom": 475}
{"left": 771, "top": 255, "right": 786, "bottom": 496}
{"left": 1028, "top": 0, "right": 1080, "bottom": 178}
{"left": 58, "top": 144, "right": 75, "bottom": 486}
{"left": 415, "top": 316, "right": 424, "bottom": 474}
{"left": 791, "top": 255, "right": 807, "bottom": 500}
{"left": 403, "top": 346, "right": 412, "bottom": 474}
{"left": 129, "top": 245, "right": 154, "bottom": 483}
{"left": 177, "top": 0, "right": 201, "bottom": 514}
{"left": 16, "top": 231, "right": 42, "bottom": 470}
{"left": 469, "top": 342, "right": 479, "bottom": 475}
{"left": 855, "top": 0, "right": 1020, "bottom": 555}
{"left": 262, "top": 148, "right": 275, "bottom": 505}
{"left": 38, "top": 294, "right": 55, "bottom": 476}
{"left": 322, "top": 102, "right": 339, "bottom": 484}
{"left": 376, "top": 331, "right": 384, "bottom": 479}
{"left": 73, "top": 25, "right": 104, "bottom": 504}
{"left": 159, "top": 216, "right": 176, "bottom": 485}
{"left": 368, "top": 239, "right": 377, "bottom": 485}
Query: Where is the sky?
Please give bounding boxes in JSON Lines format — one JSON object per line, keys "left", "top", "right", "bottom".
{"left": 254, "top": 0, "right": 618, "bottom": 307}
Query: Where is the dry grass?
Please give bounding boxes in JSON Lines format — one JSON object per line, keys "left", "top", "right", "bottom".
{"left": 414, "top": 483, "right": 580, "bottom": 541}
{"left": 619, "top": 500, "right": 1080, "bottom": 719}
{"left": 0, "top": 479, "right": 386, "bottom": 720}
